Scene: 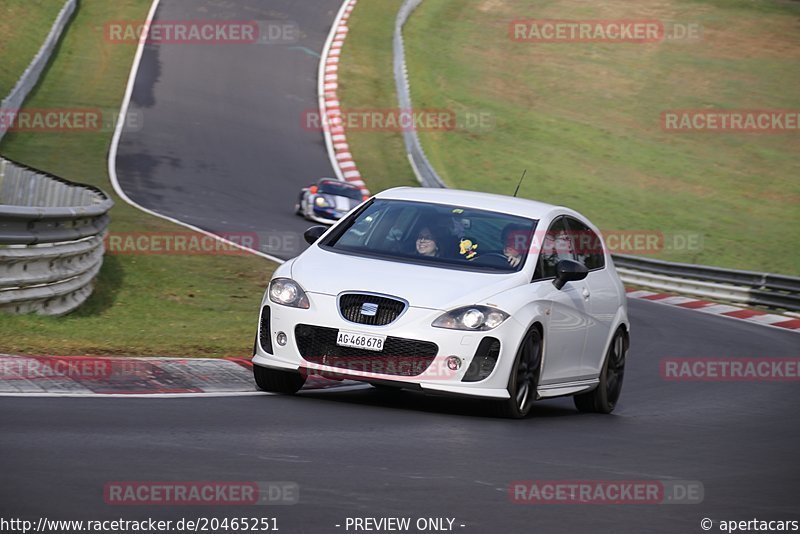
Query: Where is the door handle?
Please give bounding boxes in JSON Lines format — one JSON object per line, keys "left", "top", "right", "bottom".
{"left": 582, "top": 287, "right": 590, "bottom": 299}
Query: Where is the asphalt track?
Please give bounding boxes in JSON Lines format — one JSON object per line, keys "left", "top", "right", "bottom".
{"left": 8, "top": 0, "right": 798, "bottom": 532}
{"left": 115, "top": 0, "right": 344, "bottom": 259}
{"left": 2, "top": 300, "right": 799, "bottom": 533}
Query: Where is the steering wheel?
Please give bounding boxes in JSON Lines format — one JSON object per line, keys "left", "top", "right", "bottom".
{"left": 477, "top": 252, "right": 509, "bottom": 260}
{"left": 472, "top": 252, "right": 512, "bottom": 267}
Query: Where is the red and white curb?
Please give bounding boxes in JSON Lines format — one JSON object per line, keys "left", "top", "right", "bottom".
{"left": 0, "top": 355, "right": 364, "bottom": 397}
{"left": 319, "top": 0, "right": 369, "bottom": 195}
{"left": 626, "top": 289, "right": 800, "bottom": 332}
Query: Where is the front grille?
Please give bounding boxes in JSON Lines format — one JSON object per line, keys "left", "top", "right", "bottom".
{"left": 338, "top": 293, "right": 406, "bottom": 326}
{"left": 295, "top": 324, "right": 438, "bottom": 377}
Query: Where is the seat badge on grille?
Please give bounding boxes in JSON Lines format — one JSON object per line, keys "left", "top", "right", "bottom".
{"left": 360, "top": 302, "right": 379, "bottom": 316}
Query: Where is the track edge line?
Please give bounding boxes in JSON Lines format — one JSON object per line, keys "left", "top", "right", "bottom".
{"left": 105, "top": 0, "right": 285, "bottom": 265}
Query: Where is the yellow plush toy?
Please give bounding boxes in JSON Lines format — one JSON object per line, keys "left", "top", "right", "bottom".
{"left": 459, "top": 238, "right": 478, "bottom": 260}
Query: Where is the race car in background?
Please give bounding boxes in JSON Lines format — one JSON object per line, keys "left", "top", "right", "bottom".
{"left": 295, "top": 178, "right": 366, "bottom": 224}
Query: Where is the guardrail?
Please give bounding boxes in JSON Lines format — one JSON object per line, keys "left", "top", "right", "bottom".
{"left": 613, "top": 255, "right": 800, "bottom": 312}
{"left": 0, "top": 0, "right": 77, "bottom": 144}
{"left": 393, "top": 0, "right": 446, "bottom": 189}
{"left": 392, "top": 0, "right": 800, "bottom": 312}
{"left": 0, "top": 157, "right": 113, "bottom": 315}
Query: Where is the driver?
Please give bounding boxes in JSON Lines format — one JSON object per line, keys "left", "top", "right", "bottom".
{"left": 503, "top": 224, "right": 530, "bottom": 268}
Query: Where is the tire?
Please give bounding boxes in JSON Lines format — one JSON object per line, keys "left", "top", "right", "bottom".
{"left": 253, "top": 364, "right": 306, "bottom": 394}
{"left": 495, "top": 327, "right": 543, "bottom": 419}
{"left": 574, "top": 328, "right": 628, "bottom": 414}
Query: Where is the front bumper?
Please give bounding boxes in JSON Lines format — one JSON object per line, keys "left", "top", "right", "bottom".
{"left": 252, "top": 293, "right": 526, "bottom": 399}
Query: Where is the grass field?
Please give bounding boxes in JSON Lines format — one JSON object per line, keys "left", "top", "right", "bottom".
{"left": 336, "top": 0, "right": 418, "bottom": 194}
{"left": 0, "top": 0, "right": 65, "bottom": 97}
{"left": 341, "top": 0, "right": 800, "bottom": 274}
{"left": 0, "top": 0, "right": 275, "bottom": 357}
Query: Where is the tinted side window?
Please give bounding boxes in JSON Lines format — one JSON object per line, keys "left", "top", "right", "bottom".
{"left": 534, "top": 217, "right": 575, "bottom": 279}
{"left": 336, "top": 202, "right": 386, "bottom": 248}
{"left": 565, "top": 217, "right": 605, "bottom": 270}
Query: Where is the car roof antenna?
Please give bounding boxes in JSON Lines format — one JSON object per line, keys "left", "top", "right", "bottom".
{"left": 513, "top": 169, "right": 527, "bottom": 197}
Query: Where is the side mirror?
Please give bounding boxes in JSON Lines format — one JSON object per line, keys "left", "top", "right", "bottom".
{"left": 553, "top": 259, "right": 588, "bottom": 290}
{"left": 304, "top": 225, "right": 327, "bottom": 245}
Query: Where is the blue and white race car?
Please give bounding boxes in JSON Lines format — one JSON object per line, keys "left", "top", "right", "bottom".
{"left": 295, "top": 178, "right": 365, "bottom": 225}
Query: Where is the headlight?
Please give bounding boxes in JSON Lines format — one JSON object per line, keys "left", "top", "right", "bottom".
{"left": 314, "top": 196, "right": 330, "bottom": 208}
{"left": 268, "top": 278, "right": 310, "bottom": 309}
{"left": 432, "top": 305, "right": 509, "bottom": 331}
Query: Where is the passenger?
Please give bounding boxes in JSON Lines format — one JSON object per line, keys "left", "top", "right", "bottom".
{"left": 415, "top": 227, "right": 440, "bottom": 257}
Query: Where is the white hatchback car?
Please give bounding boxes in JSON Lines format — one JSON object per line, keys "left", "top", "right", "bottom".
{"left": 253, "top": 187, "right": 629, "bottom": 418}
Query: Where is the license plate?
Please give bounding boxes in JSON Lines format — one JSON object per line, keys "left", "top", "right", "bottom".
{"left": 336, "top": 330, "right": 386, "bottom": 352}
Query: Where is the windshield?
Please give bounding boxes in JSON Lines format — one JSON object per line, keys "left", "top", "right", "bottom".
{"left": 319, "top": 182, "right": 363, "bottom": 201}
{"left": 321, "top": 199, "right": 538, "bottom": 272}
